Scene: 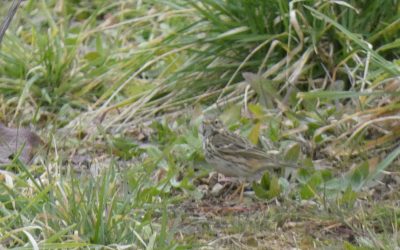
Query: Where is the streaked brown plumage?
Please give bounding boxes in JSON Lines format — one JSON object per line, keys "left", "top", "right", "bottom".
{"left": 201, "top": 117, "right": 294, "bottom": 181}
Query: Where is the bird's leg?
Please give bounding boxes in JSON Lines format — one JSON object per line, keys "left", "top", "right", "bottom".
{"left": 215, "top": 175, "right": 245, "bottom": 202}
{"left": 239, "top": 182, "right": 245, "bottom": 203}
{"left": 227, "top": 181, "right": 245, "bottom": 202}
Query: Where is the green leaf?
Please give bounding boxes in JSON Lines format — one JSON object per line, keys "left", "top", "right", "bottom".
{"left": 350, "top": 162, "right": 369, "bottom": 190}
{"left": 324, "top": 177, "right": 350, "bottom": 192}
{"left": 300, "top": 184, "right": 315, "bottom": 199}
{"left": 111, "top": 136, "right": 140, "bottom": 159}
{"left": 253, "top": 172, "right": 281, "bottom": 199}
{"left": 248, "top": 122, "right": 261, "bottom": 145}
{"left": 297, "top": 168, "right": 314, "bottom": 183}
{"left": 284, "top": 143, "right": 300, "bottom": 162}
{"left": 253, "top": 182, "right": 268, "bottom": 199}
{"left": 308, "top": 173, "right": 323, "bottom": 187}
{"left": 303, "top": 158, "right": 315, "bottom": 168}
{"left": 340, "top": 186, "right": 357, "bottom": 208}
{"left": 260, "top": 171, "right": 271, "bottom": 188}
{"left": 299, "top": 173, "right": 322, "bottom": 199}
{"left": 267, "top": 119, "right": 279, "bottom": 142}
{"left": 267, "top": 176, "right": 281, "bottom": 198}
{"left": 320, "top": 169, "right": 333, "bottom": 182}
{"left": 84, "top": 51, "right": 101, "bottom": 61}
{"left": 247, "top": 103, "right": 265, "bottom": 118}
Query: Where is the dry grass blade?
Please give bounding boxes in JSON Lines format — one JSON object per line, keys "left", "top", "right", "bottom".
{"left": 0, "top": 0, "right": 23, "bottom": 45}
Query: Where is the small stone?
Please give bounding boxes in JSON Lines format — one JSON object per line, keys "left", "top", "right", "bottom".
{"left": 211, "top": 183, "right": 224, "bottom": 196}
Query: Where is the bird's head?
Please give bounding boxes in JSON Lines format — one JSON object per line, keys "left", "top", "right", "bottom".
{"left": 201, "top": 117, "right": 224, "bottom": 137}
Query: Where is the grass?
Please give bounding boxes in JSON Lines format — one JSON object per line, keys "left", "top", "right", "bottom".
{"left": 1, "top": 0, "right": 400, "bottom": 249}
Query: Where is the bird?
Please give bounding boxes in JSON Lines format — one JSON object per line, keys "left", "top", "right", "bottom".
{"left": 200, "top": 117, "right": 295, "bottom": 200}
{"left": 0, "top": 123, "right": 43, "bottom": 164}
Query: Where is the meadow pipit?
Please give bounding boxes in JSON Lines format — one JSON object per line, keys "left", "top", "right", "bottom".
{"left": 201, "top": 117, "right": 295, "bottom": 200}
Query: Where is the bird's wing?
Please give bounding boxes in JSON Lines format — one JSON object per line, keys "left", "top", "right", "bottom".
{"left": 211, "top": 131, "right": 266, "bottom": 156}
{"left": 211, "top": 131, "right": 294, "bottom": 171}
{"left": 211, "top": 131, "right": 253, "bottom": 150}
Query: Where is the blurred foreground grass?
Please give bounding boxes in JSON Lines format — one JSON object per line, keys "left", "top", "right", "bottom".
{"left": 1, "top": 0, "right": 400, "bottom": 249}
